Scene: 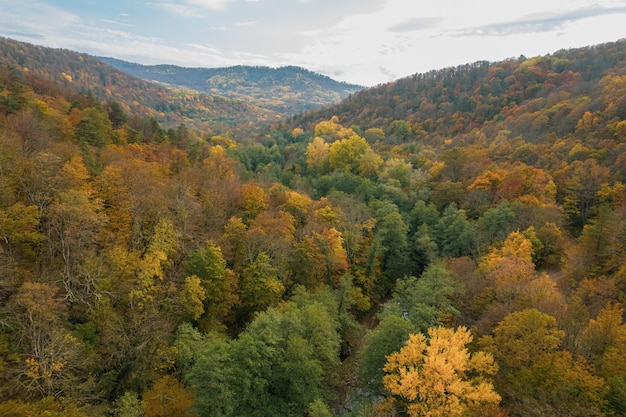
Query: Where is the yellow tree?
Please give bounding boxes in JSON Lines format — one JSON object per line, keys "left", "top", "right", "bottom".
{"left": 306, "top": 136, "right": 330, "bottom": 173}
{"left": 578, "top": 302, "right": 626, "bottom": 379}
{"left": 141, "top": 375, "right": 194, "bottom": 417}
{"left": 6, "top": 282, "right": 88, "bottom": 400}
{"left": 240, "top": 183, "right": 269, "bottom": 220}
{"left": 314, "top": 227, "right": 349, "bottom": 287}
{"left": 382, "top": 326, "right": 500, "bottom": 417}
{"left": 328, "top": 134, "right": 369, "bottom": 173}
{"left": 314, "top": 115, "right": 354, "bottom": 140}
{"left": 481, "top": 309, "right": 608, "bottom": 417}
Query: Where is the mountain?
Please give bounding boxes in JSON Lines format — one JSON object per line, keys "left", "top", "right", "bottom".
{"left": 98, "top": 57, "right": 364, "bottom": 115}
{"left": 284, "top": 39, "right": 626, "bottom": 147}
{"left": 0, "top": 36, "right": 277, "bottom": 133}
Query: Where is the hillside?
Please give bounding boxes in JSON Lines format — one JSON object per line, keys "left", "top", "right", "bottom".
{"left": 285, "top": 39, "right": 626, "bottom": 147}
{"left": 0, "top": 37, "right": 277, "bottom": 133}
{"left": 1, "top": 38, "right": 626, "bottom": 417}
{"left": 98, "top": 58, "right": 364, "bottom": 115}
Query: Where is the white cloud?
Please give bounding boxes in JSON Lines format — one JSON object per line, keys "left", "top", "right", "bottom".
{"left": 1, "top": 0, "right": 625, "bottom": 86}
{"left": 185, "top": 0, "right": 235, "bottom": 11}
{"left": 451, "top": 5, "right": 626, "bottom": 37}
{"left": 100, "top": 19, "right": 133, "bottom": 27}
{"left": 146, "top": 2, "right": 200, "bottom": 18}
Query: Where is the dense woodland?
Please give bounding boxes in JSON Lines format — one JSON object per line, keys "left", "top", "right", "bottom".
{"left": 1, "top": 38, "right": 626, "bottom": 417}
{"left": 99, "top": 58, "right": 363, "bottom": 115}
{"left": 0, "top": 37, "right": 278, "bottom": 134}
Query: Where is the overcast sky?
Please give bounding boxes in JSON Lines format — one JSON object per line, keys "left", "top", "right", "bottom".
{"left": 0, "top": 0, "right": 625, "bottom": 86}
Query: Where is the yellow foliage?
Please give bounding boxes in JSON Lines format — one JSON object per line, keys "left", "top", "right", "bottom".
{"left": 292, "top": 127, "right": 304, "bottom": 138}
{"left": 241, "top": 183, "right": 269, "bottom": 218}
{"left": 469, "top": 169, "right": 507, "bottom": 191}
{"left": 428, "top": 161, "right": 446, "bottom": 178}
{"left": 479, "top": 231, "right": 534, "bottom": 274}
{"left": 142, "top": 375, "right": 194, "bottom": 417}
{"left": 314, "top": 116, "right": 354, "bottom": 140}
{"left": 306, "top": 136, "right": 330, "bottom": 168}
{"left": 181, "top": 275, "right": 206, "bottom": 321}
{"left": 383, "top": 326, "right": 500, "bottom": 417}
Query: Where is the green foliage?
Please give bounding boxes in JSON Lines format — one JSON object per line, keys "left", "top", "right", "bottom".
{"left": 240, "top": 252, "right": 285, "bottom": 318}
{"left": 359, "top": 315, "right": 415, "bottom": 395}
{"left": 379, "top": 260, "right": 462, "bottom": 333}
{"left": 185, "top": 242, "right": 238, "bottom": 327}
{"left": 75, "top": 107, "right": 115, "bottom": 147}
{"left": 112, "top": 392, "right": 144, "bottom": 417}
{"left": 371, "top": 200, "right": 410, "bottom": 284}
{"left": 607, "top": 374, "right": 626, "bottom": 415}
{"left": 308, "top": 398, "right": 334, "bottom": 417}
{"left": 187, "top": 300, "right": 341, "bottom": 417}
{"left": 435, "top": 203, "right": 478, "bottom": 258}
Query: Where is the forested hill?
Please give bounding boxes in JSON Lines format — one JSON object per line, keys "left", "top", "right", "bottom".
{"left": 0, "top": 37, "right": 277, "bottom": 133}
{"left": 98, "top": 58, "right": 363, "bottom": 115}
{"left": 285, "top": 39, "right": 626, "bottom": 147}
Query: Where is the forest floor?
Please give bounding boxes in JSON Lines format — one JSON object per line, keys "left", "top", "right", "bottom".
{"left": 334, "top": 306, "right": 381, "bottom": 415}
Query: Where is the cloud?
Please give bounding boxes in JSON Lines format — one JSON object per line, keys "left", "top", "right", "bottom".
{"left": 100, "top": 19, "right": 133, "bottom": 27}
{"left": 388, "top": 17, "right": 442, "bottom": 33}
{"left": 2, "top": 31, "right": 45, "bottom": 40}
{"left": 146, "top": 2, "right": 201, "bottom": 18}
{"left": 185, "top": 0, "right": 235, "bottom": 11}
{"left": 454, "top": 5, "right": 626, "bottom": 37}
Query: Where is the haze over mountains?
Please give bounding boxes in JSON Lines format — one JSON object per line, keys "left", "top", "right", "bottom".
{"left": 0, "top": 37, "right": 362, "bottom": 133}
{"left": 98, "top": 57, "right": 363, "bottom": 115}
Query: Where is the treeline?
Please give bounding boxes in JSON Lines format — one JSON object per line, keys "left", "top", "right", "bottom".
{"left": 0, "top": 39, "right": 625, "bottom": 417}
{"left": 0, "top": 37, "right": 277, "bottom": 133}
{"left": 286, "top": 40, "right": 626, "bottom": 147}
{"left": 100, "top": 58, "right": 364, "bottom": 115}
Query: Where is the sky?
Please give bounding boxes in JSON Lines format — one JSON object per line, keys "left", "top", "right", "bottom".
{"left": 0, "top": 0, "right": 625, "bottom": 86}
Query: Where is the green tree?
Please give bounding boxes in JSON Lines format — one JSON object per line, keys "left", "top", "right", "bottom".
{"left": 112, "top": 392, "right": 144, "bottom": 417}
{"left": 187, "top": 300, "right": 340, "bottom": 417}
{"left": 185, "top": 336, "right": 233, "bottom": 417}
{"left": 435, "top": 203, "right": 478, "bottom": 258}
{"left": 106, "top": 101, "right": 128, "bottom": 130}
{"left": 185, "top": 242, "right": 239, "bottom": 329}
{"left": 240, "top": 253, "right": 284, "bottom": 318}
{"left": 372, "top": 201, "right": 410, "bottom": 286}
{"left": 360, "top": 315, "right": 415, "bottom": 395}
{"left": 75, "top": 107, "right": 115, "bottom": 147}
{"left": 379, "top": 260, "right": 462, "bottom": 333}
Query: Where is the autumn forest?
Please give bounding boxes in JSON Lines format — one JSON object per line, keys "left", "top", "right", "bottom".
{"left": 1, "top": 38, "right": 626, "bottom": 417}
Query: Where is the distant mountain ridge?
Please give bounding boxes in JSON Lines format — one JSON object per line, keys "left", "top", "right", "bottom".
{"left": 0, "top": 36, "right": 277, "bottom": 133}
{"left": 98, "top": 57, "right": 364, "bottom": 115}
